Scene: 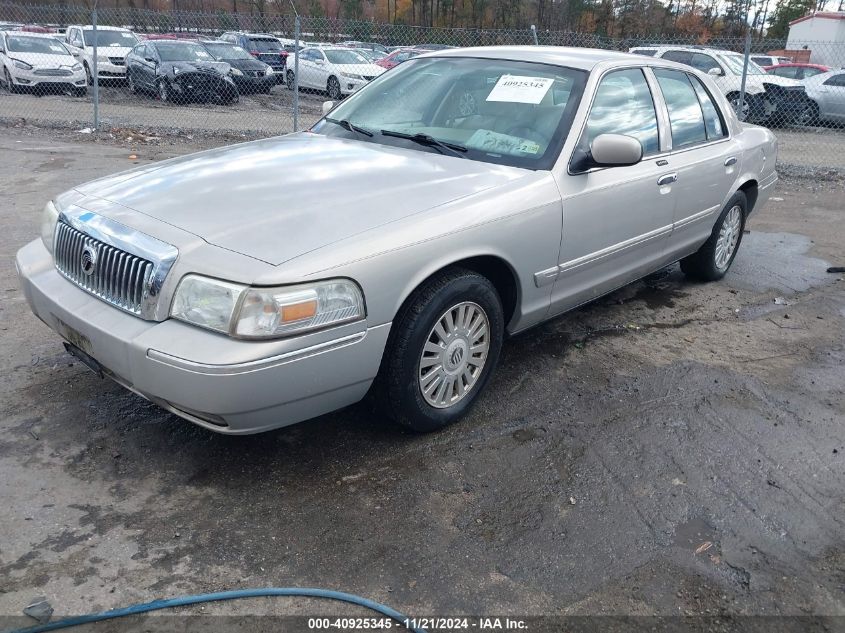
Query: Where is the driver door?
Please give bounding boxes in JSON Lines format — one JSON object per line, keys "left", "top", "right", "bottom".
{"left": 549, "top": 67, "right": 676, "bottom": 315}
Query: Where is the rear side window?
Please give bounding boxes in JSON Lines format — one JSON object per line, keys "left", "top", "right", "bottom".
{"left": 661, "top": 50, "right": 692, "bottom": 66}
{"left": 688, "top": 75, "right": 726, "bottom": 140}
{"left": 824, "top": 74, "right": 845, "bottom": 87}
{"left": 583, "top": 68, "right": 660, "bottom": 156}
{"left": 654, "top": 68, "right": 707, "bottom": 148}
{"left": 690, "top": 53, "right": 720, "bottom": 73}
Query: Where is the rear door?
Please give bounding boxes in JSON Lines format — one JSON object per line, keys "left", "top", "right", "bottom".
{"left": 550, "top": 67, "right": 676, "bottom": 314}
{"left": 818, "top": 73, "right": 845, "bottom": 120}
{"left": 651, "top": 68, "right": 741, "bottom": 257}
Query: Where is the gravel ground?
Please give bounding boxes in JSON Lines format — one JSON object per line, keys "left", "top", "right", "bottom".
{"left": 0, "top": 126, "right": 843, "bottom": 630}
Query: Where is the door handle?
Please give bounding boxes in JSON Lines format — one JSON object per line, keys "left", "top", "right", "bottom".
{"left": 657, "top": 173, "right": 677, "bottom": 186}
{"left": 724, "top": 156, "right": 738, "bottom": 166}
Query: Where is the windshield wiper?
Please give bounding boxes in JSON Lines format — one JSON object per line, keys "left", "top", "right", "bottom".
{"left": 324, "top": 118, "right": 373, "bottom": 138}
{"left": 380, "top": 129, "right": 468, "bottom": 158}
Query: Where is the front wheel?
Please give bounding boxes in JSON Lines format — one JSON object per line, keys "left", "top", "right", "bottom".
{"left": 84, "top": 62, "right": 92, "bottom": 86}
{"left": 327, "top": 75, "right": 342, "bottom": 100}
{"left": 797, "top": 100, "right": 819, "bottom": 127}
{"left": 728, "top": 93, "right": 763, "bottom": 123}
{"left": 157, "top": 79, "right": 171, "bottom": 103}
{"left": 4, "top": 67, "right": 18, "bottom": 93}
{"left": 680, "top": 191, "right": 746, "bottom": 281}
{"left": 127, "top": 70, "right": 137, "bottom": 94}
{"left": 377, "top": 268, "right": 504, "bottom": 433}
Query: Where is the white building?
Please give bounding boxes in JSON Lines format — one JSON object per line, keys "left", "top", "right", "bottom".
{"left": 786, "top": 11, "right": 845, "bottom": 68}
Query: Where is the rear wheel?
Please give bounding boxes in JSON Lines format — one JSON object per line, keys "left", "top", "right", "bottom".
{"left": 377, "top": 268, "right": 504, "bottom": 433}
{"left": 680, "top": 191, "right": 747, "bottom": 281}
{"left": 286, "top": 69, "right": 295, "bottom": 89}
{"left": 127, "top": 70, "right": 137, "bottom": 94}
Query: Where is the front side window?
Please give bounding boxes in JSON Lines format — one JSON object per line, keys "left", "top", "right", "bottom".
{"left": 654, "top": 68, "right": 707, "bottom": 148}
{"left": 662, "top": 50, "right": 692, "bottom": 66}
{"left": 315, "top": 57, "right": 587, "bottom": 169}
{"left": 690, "top": 53, "right": 720, "bottom": 74}
{"left": 582, "top": 68, "right": 659, "bottom": 156}
{"left": 688, "top": 75, "right": 726, "bottom": 140}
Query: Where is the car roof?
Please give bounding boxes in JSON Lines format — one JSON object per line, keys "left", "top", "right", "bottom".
{"left": 424, "top": 46, "right": 664, "bottom": 70}
{"left": 768, "top": 62, "right": 828, "bottom": 68}
{"left": 628, "top": 45, "right": 743, "bottom": 56}
{"left": 4, "top": 31, "right": 60, "bottom": 39}
{"left": 78, "top": 25, "right": 132, "bottom": 31}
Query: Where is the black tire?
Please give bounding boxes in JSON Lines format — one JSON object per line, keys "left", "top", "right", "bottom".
{"left": 728, "top": 93, "right": 763, "bottom": 123}
{"left": 5, "top": 67, "right": 18, "bottom": 94}
{"left": 798, "top": 100, "right": 819, "bottom": 127}
{"left": 377, "top": 268, "right": 504, "bottom": 433}
{"left": 157, "top": 78, "right": 171, "bottom": 103}
{"left": 127, "top": 70, "right": 137, "bottom": 94}
{"left": 327, "top": 75, "right": 341, "bottom": 100}
{"left": 286, "top": 69, "right": 295, "bottom": 89}
{"left": 84, "top": 62, "right": 92, "bottom": 86}
{"left": 680, "top": 191, "right": 747, "bottom": 281}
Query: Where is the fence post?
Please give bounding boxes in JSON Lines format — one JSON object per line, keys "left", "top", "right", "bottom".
{"left": 91, "top": 7, "right": 99, "bottom": 130}
{"left": 738, "top": 29, "right": 751, "bottom": 122}
{"left": 530, "top": 24, "right": 538, "bottom": 46}
{"left": 293, "top": 15, "right": 300, "bottom": 133}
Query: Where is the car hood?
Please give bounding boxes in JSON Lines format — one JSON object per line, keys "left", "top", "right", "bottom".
{"left": 758, "top": 74, "right": 803, "bottom": 88}
{"left": 333, "top": 62, "right": 385, "bottom": 76}
{"left": 10, "top": 51, "right": 77, "bottom": 67}
{"left": 225, "top": 57, "right": 268, "bottom": 72}
{"left": 72, "top": 133, "right": 529, "bottom": 266}
{"left": 165, "top": 60, "right": 231, "bottom": 75}
{"left": 84, "top": 44, "right": 132, "bottom": 57}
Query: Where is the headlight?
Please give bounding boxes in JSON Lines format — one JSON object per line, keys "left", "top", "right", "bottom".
{"left": 173, "top": 67, "right": 180, "bottom": 75}
{"left": 97, "top": 55, "right": 109, "bottom": 63}
{"left": 265, "top": 66, "right": 274, "bottom": 75}
{"left": 230, "top": 67, "right": 243, "bottom": 76}
{"left": 14, "top": 60, "right": 33, "bottom": 70}
{"left": 234, "top": 279, "right": 365, "bottom": 338}
{"left": 72, "top": 63, "right": 82, "bottom": 71}
{"left": 40, "top": 201, "right": 59, "bottom": 254}
{"left": 170, "top": 275, "right": 365, "bottom": 338}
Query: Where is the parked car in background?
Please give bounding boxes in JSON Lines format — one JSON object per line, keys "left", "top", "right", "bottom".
{"left": 219, "top": 32, "right": 287, "bottom": 80}
{"left": 340, "top": 41, "right": 389, "bottom": 54}
{"left": 0, "top": 31, "right": 86, "bottom": 96}
{"left": 376, "top": 47, "right": 431, "bottom": 70}
{"left": 0, "top": 23, "right": 23, "bottom": 32}
{"left": 628, "top": 45, "right": 806, "bottom": 123}
{"left": 411, "top": 43, "right": 456, "bottom": 50}
{"left": 126, "top": 39, "right": 238, "bottom": 104}
{"left": 18, "top": 47, "right": 777, "bottom": 435}
{"left": 751, "top": 54, "right": 793, "bottom": 67}
{"left": 800, "top": 69, "right": 845, "bottom": 124}
{"left": 64, "top": 25, "right": 138, "bottom": 83}
{"left": 201, "top": 40, "right": 275, "bottom": 94}
{"left": 288, "top": 46, "right": 385, "bottom": 99}
{"left": 351, "top": 48, "right": 386, "bottom": 63}
{"left": 765, "top": 62, "right": 831, "bottom": 80}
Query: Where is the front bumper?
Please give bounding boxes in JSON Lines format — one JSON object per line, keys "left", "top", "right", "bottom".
{"left": 94, "top": 61, "right": 127, "bottom": 78}
{"left": 16, "top": 239, "right": 390, "bottom": 434}
{"left": 340, "top": 76, "right": 373, "bottom": 95}
{"left": 232, "top": 73, "right": 275, "bottom": 92}
{"left": 11, "top": 67, "right": 86, "bottom": 88}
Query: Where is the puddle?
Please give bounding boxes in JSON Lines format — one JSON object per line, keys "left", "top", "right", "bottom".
{"left": 674, "top": 516, "right": 719, "bottom": 554}
{"left": 728, "top": 232, "right": 832, "bottom": 295}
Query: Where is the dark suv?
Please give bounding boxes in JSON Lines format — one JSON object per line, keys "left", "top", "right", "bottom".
{"left": 220, "top": 32, "right": 287, "bottom": 81}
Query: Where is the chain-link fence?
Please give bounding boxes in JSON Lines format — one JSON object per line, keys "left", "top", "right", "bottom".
{"left": 1, "top": 1, "right": 844, "bottom": 173}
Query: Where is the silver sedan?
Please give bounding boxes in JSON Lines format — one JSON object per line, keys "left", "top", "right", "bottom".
{"left": 16, "top": 46, "right": 778, "bottom": 434}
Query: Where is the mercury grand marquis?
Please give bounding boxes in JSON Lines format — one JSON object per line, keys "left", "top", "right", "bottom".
{"left": 16, "top": 46, "right": 778, "bottom": 433}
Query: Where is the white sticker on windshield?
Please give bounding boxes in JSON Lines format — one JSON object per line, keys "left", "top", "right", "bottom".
{"left": 466, "top": 129, "right": 541, "bottom": 155}
{"left": 486, "top": 75, "right": 554, "bottom": 104}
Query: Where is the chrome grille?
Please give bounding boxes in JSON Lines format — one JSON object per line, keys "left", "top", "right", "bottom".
{"left": 108, "top": 56, "right": 125, "bottom": 65}
{"left": 34, "top": 68, "right": 73, "bottom": 76}
{"left": 54, "top": 221, "right": 153, "bottom": 316}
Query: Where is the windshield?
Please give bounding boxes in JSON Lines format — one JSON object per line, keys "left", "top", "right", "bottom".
{"left": 7, "top": 36, "right": 72, "bottom": 55}
{"left": 82, "top": 29, "right": 138, "bottom": 47}
{"left": 204, "top": 42, "right": 253, "bottom": 60}
{"left": 325, "top": 49, "right": 369, "bottom": 65}
{"left": 315, "top": 57, "right": 587, "bottom": 170}
{"left": 157, "top": 42, "right": 214, "bottom": 62}
{"left": 721, "top": 54, "right": 766, "bottom": 75}
{"left": 249, "top": 38, "right": 281, "bottom": 53}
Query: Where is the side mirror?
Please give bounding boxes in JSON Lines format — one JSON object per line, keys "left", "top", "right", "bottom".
{"left": 571, "top": 134, "right": 643, "bottom": 172}
{"left": 708, "top": 67, "right": 724, "bottom": 77}
{"left": 322, "top": 100, "right": 334, "bottom": 115}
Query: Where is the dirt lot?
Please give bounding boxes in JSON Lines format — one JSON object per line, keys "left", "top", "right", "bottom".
{"left": 0, "top": 125, "right": 843, "bottom": 630}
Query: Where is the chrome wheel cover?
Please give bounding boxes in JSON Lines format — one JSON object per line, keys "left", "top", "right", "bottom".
{"left": 715, "top": 205, "right": 742, "bottom": 270}
{"left": 419, "top": 301, "right": 490, "bottom": 409}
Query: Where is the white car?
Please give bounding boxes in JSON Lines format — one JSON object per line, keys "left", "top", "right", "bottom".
{"left": 0, "top": 31, "right": 86, "bottom": 96}
{"left": 289, "top": 46, "right": 385, "bottom": 99}
{"left": 628, "top": 46, "right": 806, "bottom": 123}
{"left": 64, "top": 25, "right": 138, "bottom": 83}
